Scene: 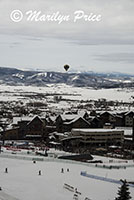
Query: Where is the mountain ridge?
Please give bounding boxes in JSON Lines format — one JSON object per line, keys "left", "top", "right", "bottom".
{"left": 0, "top": 66, "right": 134, "bottom": 88}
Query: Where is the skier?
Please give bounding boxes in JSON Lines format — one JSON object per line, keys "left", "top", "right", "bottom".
{"left": 5, "top": 168, "right": 8, "bottom": 173}
{"left": 61, "top": 168, "right": 64, "bottom": 173}
{"left": 38, "top": 170, "right": 41, "bottom": 175}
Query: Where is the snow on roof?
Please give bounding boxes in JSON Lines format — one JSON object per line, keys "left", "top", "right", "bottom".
{"left": 124, "top": 111, "right": 134, "bottom": 116}
{"left": 71, "top": 128, "right": 124, "bottom": 133}
{"left": 59, "top": 114, "right": 77, "bottom": 121}
{"left": 60, "top": 114, "right": 78, "bottom": 121}
{"left": 60, "top": 111, "right": 87, "bottom": 122}
{"left": 53, "top": 132, "right": 65, "bottom": 136}
{"left": 109, "top": 145, "right": 121, "bottom": 149}
{"left": 49, "top": 141, "right": 61, "bottom": 145}
{"left": 77, "top": 110, "right": 87, "bottom": 116}
{"left": 12, "top": 116, "right": 34, "bottom": 125}
{"left": 116, "top": 127, "right": 133, "bottom": 135}
{"left": 61, "top": 136, "right": 83, "bottom": 141}
{"left": 48, "top": 116, "right": 56, "bottom": 122}
{"left": 99, "top": 111, "right": 115, "bottom": 117}
{"left": 63, "top": 117, "right": 90, "bottom": 125}
{"left": 25, "top": 135, "right": 42, "bottom": 138}
{"left": 27, "top": 116, "right": 43, "bottom": 125}
{"left": 96, "top": 110, "right": 124, "bottom": 116}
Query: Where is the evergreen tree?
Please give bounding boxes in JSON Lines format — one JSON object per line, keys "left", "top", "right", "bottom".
{"left": 115, "top": 180, "right": 131, "bottom": 200}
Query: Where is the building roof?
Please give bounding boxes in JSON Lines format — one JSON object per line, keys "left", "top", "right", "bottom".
{"left": 124, "top": 111, "right": 134, "bottom": 116}
{"left": 59, "top": 114, "right": 78, "bottom": 121}
{"left": 12, "top": 116, "right": 34, "bottom": 125}
{"left": 48, "top": 116, "right": 57, "bottom": 122}
{"left": 116, "top": 127, "right": 132, "bottom": 136}
{"left": 58, "top": 111, "right": 87, "bottom": 122}
{"left": 71, "top": 128, "right": 124, "bottom": 133}
{"left": 27, "top": 116, "right": 43, "bottom": 125}
{"left": 63, "top": 117, "right": 90, "bottom": 125}
{"left": 61, "top": 136, "right": 83, "bottom": 141}
{"left": 25, "top": 135, "right": 42, "bottom": 138}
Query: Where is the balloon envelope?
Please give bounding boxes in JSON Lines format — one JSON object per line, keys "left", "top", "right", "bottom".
{"left": 64, "top": 65, "right": 70, "bottom": 71}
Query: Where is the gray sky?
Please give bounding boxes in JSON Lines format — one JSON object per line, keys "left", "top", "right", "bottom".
{"left": 0, "top": 0, "right": 134, "bottom": 73}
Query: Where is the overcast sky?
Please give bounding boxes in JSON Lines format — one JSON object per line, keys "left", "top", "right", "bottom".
{"left": 0, "top": 0, "right": 134, "bottom": 73}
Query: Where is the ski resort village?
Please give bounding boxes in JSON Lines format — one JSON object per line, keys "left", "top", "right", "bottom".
{"left": 0, "top": 82, "right": 134, "bottom": 200}
{"left": 1, "top": 0, "right": 134, "bottom": 198}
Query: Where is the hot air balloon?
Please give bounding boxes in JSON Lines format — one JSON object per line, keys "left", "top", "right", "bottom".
{"left": 64, "top": 64, "right": 70, "bottom": 71}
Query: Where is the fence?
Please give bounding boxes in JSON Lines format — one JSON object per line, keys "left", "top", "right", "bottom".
{"left": 80, "top": 171, "right": 134, "bottom": 188}
{"left": 0, "top": 153, "right": 134, "bottom": 170}
{"left": 95, "top": 164, "right": 134, "bottom": 169}
{"left": 0, "top": 153, "right": 94, "bottom": 166}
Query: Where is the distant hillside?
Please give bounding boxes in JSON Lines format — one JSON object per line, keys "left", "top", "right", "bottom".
{"left": 0, "top": 67, "right": 134, "bottom": 88}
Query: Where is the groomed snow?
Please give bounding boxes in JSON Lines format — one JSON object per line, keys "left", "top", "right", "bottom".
{"left": 0, "top": 155, "right": 134, "bottom": 200}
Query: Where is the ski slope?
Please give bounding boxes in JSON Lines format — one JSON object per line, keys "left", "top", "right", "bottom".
{"left": 0, "top": 154, "right": 134, "bottom": 200}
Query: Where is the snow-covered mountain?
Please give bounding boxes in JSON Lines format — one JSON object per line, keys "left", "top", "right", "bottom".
{"left": 0, "top": 67, "right": 134, "bottom": 88}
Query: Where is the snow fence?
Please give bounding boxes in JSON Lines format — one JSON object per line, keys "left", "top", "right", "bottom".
{"left": 80, "top": 171, "right": 134, "bottom": 188}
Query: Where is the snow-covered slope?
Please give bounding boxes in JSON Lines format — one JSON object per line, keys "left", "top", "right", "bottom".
{"left": 0, "top": 154, "right": 134, "bottom": 200}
